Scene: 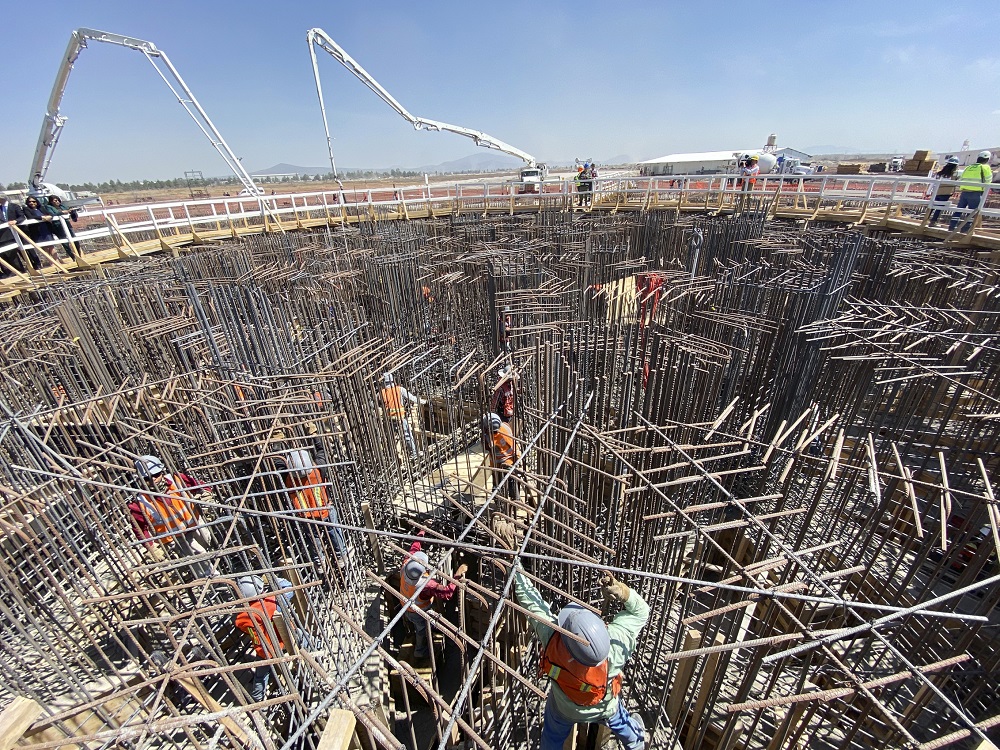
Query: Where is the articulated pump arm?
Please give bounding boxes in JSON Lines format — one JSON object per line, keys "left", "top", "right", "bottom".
{"left": 306, "top": 28, "right": 537, "bottom": 180}
{"left": 30, "top": 27, "right": 261, "bottom": 195}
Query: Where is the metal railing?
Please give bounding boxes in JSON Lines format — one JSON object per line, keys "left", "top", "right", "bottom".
{"left": 2, "top": 173, "right": 997, "bottom": 282}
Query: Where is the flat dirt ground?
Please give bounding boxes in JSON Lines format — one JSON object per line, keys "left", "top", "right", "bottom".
{"left": 99, "top": 172, "right": 521, "bottom": 206}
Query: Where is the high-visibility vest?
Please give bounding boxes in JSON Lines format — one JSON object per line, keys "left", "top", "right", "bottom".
{"left": 399, "top": 563, "right": 434, "bottom": 611}
{"left": 490, "top": 423, "right": 517, "bottom": 467}
{"left": 959, "top": 163, "right": 992, "bottom": 192}
{"left": 137, "top": 476, "right": 195, "bottom": 543}
{"left": 539, "top": 632, "right": 622, "bottom": 707}
{"left": 235, "top": 598, "right": 281, "bottom": 659}
{"left": 381, "top": 385, "right": 406, "bottom": 419}
{"left": 283, "top": 467, "right": 330, "bottom": 519}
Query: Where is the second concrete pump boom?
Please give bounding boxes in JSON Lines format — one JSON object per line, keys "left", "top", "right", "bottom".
{"left": 306, "top": 28, "right": 541, "bottom": 181}
{"left": 30, "top": 27, "right": 262, "bottom": 198}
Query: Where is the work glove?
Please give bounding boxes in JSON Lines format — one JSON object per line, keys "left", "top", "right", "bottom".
{"left": 306, "top": 422, "right": 318, "bottom": 436}
{"left": 492, "top": 516, "right": 518, "bottom": 551}
{"left": 601, "top": 572, "right": 630, "bottom": 605}
{"left": 454, "top": 563, "right": 468, "bottom": 580}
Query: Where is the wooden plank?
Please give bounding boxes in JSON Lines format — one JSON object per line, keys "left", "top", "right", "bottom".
{"left": 173, "top": 675, "right": 253, "bottom": 747}
{"left": 0, "top": 697, "right": 42, "bottom": 750}
{"left": 317, "top": 709, "right": 357, "bottom": 750}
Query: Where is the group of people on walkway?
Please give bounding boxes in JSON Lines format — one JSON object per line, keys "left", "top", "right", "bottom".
{"left": 575, "top": 163, "right": 599, "bottom": 206}
{"left": 0, "top": 192, "right": 79, "bottom": 274}
{"left": 929, "top": 151, "right": 994, "bottom": 232}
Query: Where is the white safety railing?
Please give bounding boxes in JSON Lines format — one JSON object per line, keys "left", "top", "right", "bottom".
{"left": 3, "top": 173, "right": 997, "bottom": 281}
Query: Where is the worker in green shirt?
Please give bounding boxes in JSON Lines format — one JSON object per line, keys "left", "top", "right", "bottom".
{"left": 494, "top": 519, "right": 649, "bottom": 750}
{"left": 949, "top": 150, "right": 994, "bottom": 233}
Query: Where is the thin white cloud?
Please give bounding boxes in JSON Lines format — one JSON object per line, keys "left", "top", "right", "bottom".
{"left": 968, "top": 58, "right": 1000, "bottom": 79}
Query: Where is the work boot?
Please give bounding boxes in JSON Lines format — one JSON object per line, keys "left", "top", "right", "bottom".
{"left": 629, "top": 712, "right": 647, "bottom": 750}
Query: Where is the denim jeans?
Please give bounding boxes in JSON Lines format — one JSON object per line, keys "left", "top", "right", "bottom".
{"left": 949, "top": 191, "right": 982, "bottom": 233}
{"left": 540, "top": 695, "right": 644, "bottom": 750}
{"left": 326, "top": 506, "right": 347, "bottom": 558}
{"left": 404, "top": 608, "right": 429, "bottom": 658}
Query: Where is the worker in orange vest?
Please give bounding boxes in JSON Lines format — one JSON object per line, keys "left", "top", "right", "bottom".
{"left": 380, "top": 372, "right": 425, "bottom": 458}
{"left": 134, "top": 455, "right": 216, "bottom": 579}
{"left": 482, "top": 412, "right": 520, "bottom": 503}
{"left": 400, "top": 535, "right": 467, "bottom": 665}
{"left": 232, "top": 575, "right": 314, "bottom": 702}
{"left": 276, "top": 439, "right": 349, "bottom": 567}
{"left": 493, "top": 520, "right": 649, "bottom": 750}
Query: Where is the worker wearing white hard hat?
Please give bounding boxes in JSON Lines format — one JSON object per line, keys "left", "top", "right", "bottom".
{"left": 399, "top": 533, "right": 467, "bottom": 665}
{"left": 949, "top": 150, "right": 994, "bottom": 233}
{"left": 492, "top": 519, "right": 649, "bottom": 750}
{"left": 133, "top": 454, "right": 216, "bottom": 579}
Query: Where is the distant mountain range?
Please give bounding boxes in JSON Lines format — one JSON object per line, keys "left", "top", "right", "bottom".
{"left": 253, "top": 152, "right": 635, "bottom": 177}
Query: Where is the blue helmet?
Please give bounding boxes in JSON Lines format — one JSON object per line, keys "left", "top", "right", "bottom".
{"left": 557, "top": 604, "right": 610, "bottom": 666}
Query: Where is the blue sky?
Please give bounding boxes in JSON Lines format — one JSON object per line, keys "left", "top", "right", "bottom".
{"left": 2, "top": 0, "right": 998, "bottom": 184}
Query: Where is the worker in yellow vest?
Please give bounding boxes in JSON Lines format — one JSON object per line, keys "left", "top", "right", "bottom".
{"left": 949, "top": 150, "right": 994, "bottom": 233}
{"left": 493, "top": 520, "right": 649, "bottom": 750}
{"left": 134, "top": 455, "right": 216, "bottom": 579}
{"left": 380, "top": 372, "right": 425, "bottom": 459}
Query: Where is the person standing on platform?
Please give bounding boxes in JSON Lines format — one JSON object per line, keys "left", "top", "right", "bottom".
{"left": 949, "top": 151, "right": 993, "bottom": 233}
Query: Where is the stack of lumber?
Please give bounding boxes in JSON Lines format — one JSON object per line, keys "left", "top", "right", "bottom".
{"left": 836, "top": 163, "right": 864, "bottom": 175}
{"left": 902, "top": 149, "right": 937, "bottom": 176}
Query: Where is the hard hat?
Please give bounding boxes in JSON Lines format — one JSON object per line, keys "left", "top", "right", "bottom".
{"left": 286, "top": 449, "right": 313, "bottom": 479}
{"left": 978, "top": 150, "right": 992, "bottom": 160}
{"left": 557, "top": 604, "right": 610, "bottom": 666}
{"left": 403, "top": 552, "right": 428, "bottom": 584}
{"left": 577, "top": 166, "right": 584, "bottom": 172}
{"left": 383, "top": 372, "right": 394, "bottom": 385}
{"left": 584, "top": 162, "right": 590, "bottom": 168}
{"left": 237, "top": 575, "right": 266, "bottom": 600}
{"left": 748, "top": 154, "right": 759, "bottom": 161}
{"left": 946, "top": 156, "right": 960, "bottom": 165}
{"left": 482, "top": 413, "right": 502, "bottom": 433}
{"left": 498, "top": 365, "right": 512, "bottom": 378}
{"left": 135, "top": 455, "right": 165, "bottom": 479}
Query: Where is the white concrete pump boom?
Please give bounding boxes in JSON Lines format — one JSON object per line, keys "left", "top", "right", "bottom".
{"left": 306, "top": 28, "right": 538, "bottom": 180}
{"left": 30, "top": 27, "right": 262, "bottom": 197}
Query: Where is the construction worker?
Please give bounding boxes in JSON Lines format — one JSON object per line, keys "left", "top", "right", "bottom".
{"left": 494, "top": 519, "right": 648, "bottom": 750}
{"left": 581, "top": 163, "right": 594, "bottom": 206}
{"left": 491, "top": 365, "right": 518, "bottom": 424}
{"left": 482, "top": 412, "right": 520, "bottom": 503}
{"left": 949, "top": 150, "right": 994, "bottom": 233}
{"left": 380, "top": 372, "right": 425, "bottom": 459}
{"left": 232, "top": 575, "right": 314, "bottom": 702}
{"left": 134, "top": 455, "right": 216, "bottom": 579}
{"left": 275, "top": 438, "right": 350, "bottom": 569}
{"left": 399, "top": 534, "right": 467, "bottom": 665}
{"left": 575, "top": 166, "right": 586, "bottom": 207}
{"left": 739, "top": 154, "right": 760, "bottom": 190}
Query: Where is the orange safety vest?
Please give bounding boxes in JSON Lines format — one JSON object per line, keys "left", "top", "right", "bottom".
{"left": 138, "top": 476, "right": 196, "bottom": 543}
{"left": 283, "top": 467, "right": 330, "bottom": 519}
{"left": 490, "top": 423, "right": 517, "bottom": 467}
{"left": 381, "top": 385, "right": 406, "bottom": 419}
{"left": 399, "top": 562, "right": 434, "bottom": 611}
{"left": 235, "top": 598, "right": 281, "bottom": 658}
{"left": 539, "top": 632, "right": 622, "bottom": 707}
